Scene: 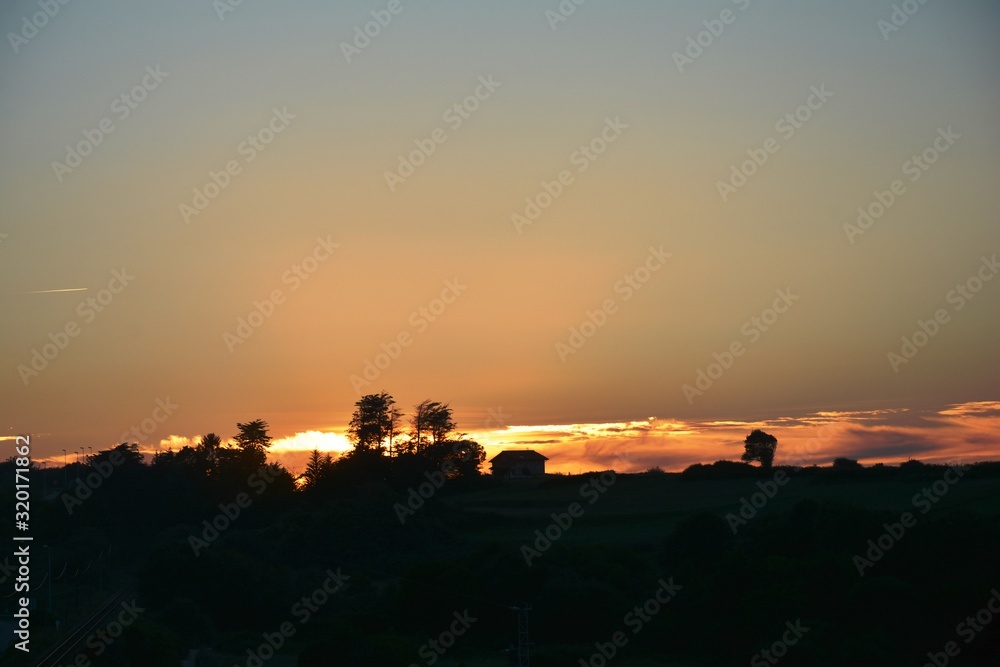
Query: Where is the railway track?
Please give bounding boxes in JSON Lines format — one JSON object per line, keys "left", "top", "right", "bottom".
{"left": 33, "top": 581, "right": 137, "bottom": 667}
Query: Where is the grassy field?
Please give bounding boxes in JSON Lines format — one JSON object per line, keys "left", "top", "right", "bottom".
{"left": 442, "top": 469, "right": 1000, "bottom": 547}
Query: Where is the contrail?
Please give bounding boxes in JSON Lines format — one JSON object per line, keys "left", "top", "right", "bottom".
{"left": 22, "top": 287, "right": 88, "bottom": 294}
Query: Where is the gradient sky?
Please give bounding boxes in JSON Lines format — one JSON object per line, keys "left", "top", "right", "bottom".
{"left": 2, "top": 1, "right": 998, "bottom": 474}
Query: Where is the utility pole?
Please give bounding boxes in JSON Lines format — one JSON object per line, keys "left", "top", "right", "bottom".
{"left": 509, "top": 604, "right": 532, "bottom": 666}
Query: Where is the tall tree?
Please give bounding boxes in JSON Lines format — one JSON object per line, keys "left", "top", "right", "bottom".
{"left": 231, "top": 419, "right": 272, "bottom": 470}
{"left": 741, "top": 429, "right": 777, "bottom": 469}
{"left": 302, "top": 449, "right": 334, "bottom": 489}
{"left": 348, "top": 392, "right": 398, "bottom": 455}
{"left": 450, "top": 439, "right": 486, "bottom": 478}
{"left": 409, "top": 400, "right": 432, "bottom": 452}
{"left": 387, "top": 402, "right": 403, "bottom": 458}
{"left": 410, "top": 400, "right": 456, "bottom": 450}
{"left": 93, "top": 443, "right": 144, "bottom": 468}
{"left": 197, "top": 433, "right": 222, "bottom": 477}
{"left": 201, "top": 432, "right": 222, "bottom": 452}
{"left": 233, "top": 420, "right": 272, "bottom": 455}
{"left": 427, "top": 402, "right": 456, "bottom": 444}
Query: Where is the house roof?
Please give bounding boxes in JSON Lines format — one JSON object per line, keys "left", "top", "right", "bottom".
{"left": 489, "top": 449, "right": 548, "bottom": 464}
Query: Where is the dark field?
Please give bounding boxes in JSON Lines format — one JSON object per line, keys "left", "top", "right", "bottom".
{"left": 3, "top": 459, "right": 1000, "bottom": 666}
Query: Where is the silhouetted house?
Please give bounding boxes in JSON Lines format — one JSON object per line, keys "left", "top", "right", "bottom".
{"left": 490, "top": 450, "right": 547, "bottom": 478}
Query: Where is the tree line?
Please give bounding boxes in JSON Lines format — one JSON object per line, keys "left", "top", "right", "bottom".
{"left": 304, "top": 392, "right": 485, "bottom": 491}
{"left": 142, "top": 392, "right": 485, "bottom": 494}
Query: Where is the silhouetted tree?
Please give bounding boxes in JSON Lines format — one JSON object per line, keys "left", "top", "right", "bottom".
{"left": 409, "top": 400, "right": 455, "bottom": 451}
{"left": 216, "top": 419, "right": 272, "bottom": 476}
{"left": 348, "top": 392, "right": 398, "bottom": 455}
{"left": 681, "top": 460, "right": 757, "bottom": 480}
{"left": 233, "top": 420, "right": 272, "bottom": 456}
{"left": 200, "top": 433, "right": 222, "bottom": 455}
{"left": 409, "top": 400, "right": 432, "bottom": 453}
{"left": 450, "top": 439, "right": 486, "bottom": 478}
{"left": 427, "top": 403, "right": 456, "bottom": 444}
{"left": 387, "top": 402, "right": 403, "bottom": 458}
{"left": 833, "top": 457, "right": 862, "bottom": 470}
{"left": 741, "top": 429, "right": 777, "bottom": 469}
{"left": 93, "top": 443, "right": 144, "bottom": 468}
{"left": 302, "top": 449, "right": 334, "bottom": 489}
{"left": 194, "top": 433, "right": 222, "bottom": 477}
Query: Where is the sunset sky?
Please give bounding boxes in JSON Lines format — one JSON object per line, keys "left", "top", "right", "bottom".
{"left": 2, "top": 1, "right": 998, "bottom": 475}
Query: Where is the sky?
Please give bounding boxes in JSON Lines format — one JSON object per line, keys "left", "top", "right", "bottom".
{"left": 2, "top": 1, "right": 998, "bottom": 475}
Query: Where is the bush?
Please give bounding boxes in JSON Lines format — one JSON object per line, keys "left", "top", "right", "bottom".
{"left": 681, "top": 460, "right": 757, "bottom": 480}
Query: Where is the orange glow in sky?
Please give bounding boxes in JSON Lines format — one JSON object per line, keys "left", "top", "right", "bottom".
{"left": 2, "top": 3, "right": 997, "bottom": 471}
{"left": 23, "top": 400, "right": 989, "bottom": 478}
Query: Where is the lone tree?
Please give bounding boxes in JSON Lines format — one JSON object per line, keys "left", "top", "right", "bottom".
{"left": 741, "top": 429, "right": 777, "bottom": 469}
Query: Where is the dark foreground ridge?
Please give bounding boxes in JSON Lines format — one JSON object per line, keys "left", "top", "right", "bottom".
{"left": 2, "top": 433, "right": 999, "bottom": 665}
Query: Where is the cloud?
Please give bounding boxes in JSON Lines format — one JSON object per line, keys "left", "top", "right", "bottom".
{"left": 829, "top": 427, "right": 941, "bottom": 461}
{"left": 462, "top": 401, "right": 1000, "bottom": 473}
{"left": 937, "top": 401, "right": 1000, "bottom": 418}
{"left": 270, "top": 430, "right": 351, "bottom": 455}
{"left": 129, "top": 401, "right": 997, "bottom": 475}
{"left": 155, "top": 434, "right": 198, "bottom": 452}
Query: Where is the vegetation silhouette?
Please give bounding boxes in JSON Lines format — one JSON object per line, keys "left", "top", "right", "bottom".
{"left": 2, "top": 406, "right": 998, "bottom": 666}
{"left": 741, "top": 428, "right": 778, "bottom": 469}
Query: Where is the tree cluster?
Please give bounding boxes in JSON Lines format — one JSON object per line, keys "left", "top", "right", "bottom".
{"left": 301, "top": 392, "right": 486, "bottom": 491}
